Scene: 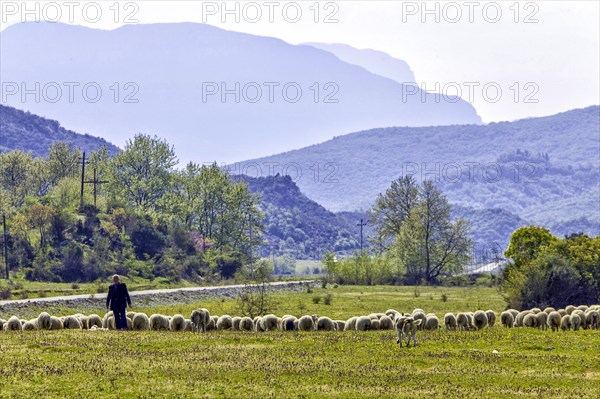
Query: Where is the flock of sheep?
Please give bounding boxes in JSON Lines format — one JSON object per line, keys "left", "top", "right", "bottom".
{"left": 1, "top": 304, "right": 598, "bottom": 342}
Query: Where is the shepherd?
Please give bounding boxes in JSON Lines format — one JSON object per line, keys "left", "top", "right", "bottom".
{"left": 106, "top": 274, "right": 132, "bottom": 330}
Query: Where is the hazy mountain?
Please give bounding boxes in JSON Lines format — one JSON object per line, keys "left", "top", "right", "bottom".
{"left": 0, "top": 22, "right": 480, "bottom": 165}
{"left": 304, "top": 43, "right": 416, "bottom": 84}
{"left": 236, "top": 106, "right": 600, "bottom": 239}
{"left": 0, "top": 104, "right": 119, "bottom": 157}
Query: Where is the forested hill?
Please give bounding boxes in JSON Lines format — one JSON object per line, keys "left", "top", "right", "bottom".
{"left": 0, "top": 105, "right": 119, "bottom": 157}
{"left": 236, "top": 174, "right": 365, "bottom": 259}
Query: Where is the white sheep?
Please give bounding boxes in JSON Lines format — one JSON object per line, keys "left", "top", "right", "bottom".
{"left": 344, "top": 316, "right": 358, "bottom": 331}
{"left": 370, "top": 319, "right": 380, "bottom": 330}
{"left": 424, "top": 314, "right": 439, "bottom": 331}
{"left": 6, "top": 316, "right": 22, "bottom": 331}
{"left": 473, "top": 311, "right": 488, "bottom": 330}
{"left": 573, "top": 310, "right": 586, "bottom": 329}
{"left": 355, "top": 316, "right": 372, "bottom": 331}
{"left": 102, "top": 311, "right": 114, "bottom": 329}
{"left": 184, "top": 319, "right": 194, "bottom": 332}
{"left": 259, "top": 314, "right": 279, "bottom": 331}
{"left": 36, "top": 312, "right": 52, "bottom": 330}
{"left": 535, "top": 312, "right": 548, "bottom": 330}
{"left": 523, "top": 313, "right": 537, "bottom": 328}
{"left": 411, "top": 311, "right": 427, "bottom": 331}
{"left": 190, "top": 308, "right": 210, "bottom": 333}
{"left": 456, "top": 313, "right": 472, "bottom": 331}
{"left": 62, "top": 315, "right": 82, "bottom": 329}
{"left": 557, "top": 309, "right": 567, "bottom": 317}
{"left": 78, "top": 315, "right": 89, "bottom": 329}
{"left": 87, "top": 314, "right": 103, "bottom": 329}
{"left": 378, "top": 315, "right": 394, "bottom": 330}
{"left": 239, "top": 317, "right": 254, "bottom": 331}
{"left": 565, "top": 305, "right": 576, "bottom": 315}
{"left": 560, "top": 315, "right": 572, "bottom": 331}
{"left": 543, "top": 307, "right": 556, "bottom": 314}
{"left": 149, "top": 314, "right": 170, "bottom": 331}
{"left": 207, "top": 316, "right": 218, "bottom": 331}
{"left": 216, "top": 315, "right": 233, "bottom": 331}
{"left": 334, "top": 320, "right": 346, "bottom": 331}
{"left": 316, "top": 316, "right": 337, "bottom": 331}
{"left": 131, "top": 313, "right": 150, "bottom": 331}
{"left": 485, "top": 310, "right": 497, "bottom": 327}
{"left": 170, "top": 314, "right": 187, "bottom": 332}
{"left": 50, "top": 316, "right": 63, "bottom": 330}
{"left": 126, "top": 311, "right": 136, "bottom": 320}
{"left": 385, "top": 309, "right": 400, "bottom": 319}
{"left": 530, "top": 307, "right": 542, "bottom": 314}
{"left": 500, "top": 311, "right": 514, "bottom": 328}
{"left": 514, "top": 311, "right": 531, "bottom": 327}
{"left": 297, "top": 315, "right": 318, "bottom": 331}
{"left": 585, "top": 310, "right": 599, "bottom": 329}
{"left": 444, "top": 313, "right": 457, "bottom": 331}
{"left": 395, "top": 316, "right": 422, "bottom": 348}
{"left": 280, "top": 316, "right": 297, "bottom": 331}
{"left": 547, "top": 311, "right": 562, "bottom": 331}
{"left": 22, "top": 320, "right": 37, "bottom": 330}
{"left": 570, "top": 313, "right": 582, "bottom": 331}
{"left": 232, "top": 317, "right": 242, "bottom": 331}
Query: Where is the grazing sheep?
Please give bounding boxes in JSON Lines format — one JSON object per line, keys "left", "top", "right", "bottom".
{"left": 560, "top": 315, "right": 572, "bottom": 331}
{"left": 334, "top": 320, "right": 346, "bottom": 331}
{"left": 280, "top": 316, "right": 297, "bottom": 331}
{"left": 424, "top": 314, "right": 440, "bottom": 331}
{"left": 63, "top": 316, "right": 82, "bottom": 329}
{"left": 507, "top": 309, "right": 519, "bottom": 320}
{"left": 317, "top": 316, "right": 337, "bottom": 331}
{"left": 36, "top": 312, "right": 52, "bottom": 330}
{"left": 585, "top": 310, "right": 599, "bottom": 329}
{"left": 149, "top": 314, "right": 170, "bottom": 331}
{"left": 190, "top": 308, "right": 210, "bottom": 333}
{"left": 523, "top": 313, "right": 537, "bottom": 328}
{"left": 50, "top": 316, "right": 63, "bottom": 330}
{"left": 378, "top": 315, "right": 394, "bottom": 330}
{"left": 207, "top": 316, "right": 218, "bottom": 331}
{"left": 514, "top": 311, "right": 531, "bottom": 327}
{"left": 370, "top": 319, "right": 380, "bottom": 330}
{"left": 456, "top": 313, "right": 472, "bottom": 331}
{"left": 570, "top": 313, "right": 582, "bottom": 331}
{"left": 355, "top": 316, "right": 372, "bottom": 331}
{"left": 368, "top": 313, "right": 385, "bottom": 320}
{"left": 239, "top": 317, "right": 254, "bottom": 331}
{"left": 22, "top": 320, "right": 37, "bottom": 330}
{"left": 535, "top": 312, "right": 548, "bottom": 330}
{"left": 473, "top": 311, "right": 488, "bottom": 330}
{"left": 170, "top": 314, "right": 187, "bottom": 332}
{"left": 573, "top": 310, "right": 586, "bottom": 329}
{"left": 232, "top": 317, "right": 242, "bottom": 331}
{"left": 183, "top": 319, "right": 193, "bottom": 332}
{"left": 87, "top": 314, "right": 103, "bottom": 329}
{"left": 89, "top": 326, "right": 109, "bottom": 331}
{"left": 106, "top": 316, "right": 116, "bottom": 330}
{"left": 126, "top": 311, "right": 136, "bottom": 320}
{"left": 547, "top": 311, "right": 562, "bottom": 331}
{"left": 297, "top": 315, "right": 318, "bottom": 331}
{"left": 214, "top": 315, "right": 233, "bottom": 331}
{"left": 565, "top": 305, "right": 576, "bottom": 315}
{"left": 485, "top": 310, "right": 497, "bottom": 327}
{"left": 259, "top": 314, "right": 279, "bottom": 332}
{"left": 500, "top": 311, "right": 514, "bottom": 328}
{"left": 543, "top": 307, "right": 556, "bottom": 315}
{"left": 530, "top": 307, "right": 542, "bottom": 314}
{"left": 385, "top": 309, "right": 400, "bottom": 319}
{"left": 395, "top": 316, "right": 422, "bottom": 348}
{"left": 131, "top": 313, "right": 150, "bottom": 331}
{"left": 444, "top": 313, "right": 458, "bottom": 331}
{"left": 411, "top": 311, "right": 427, "bottom": 331}
{"left": 344, "top": 316, "right": 358, "bottom": 331}
{"left": 102, "top": 311, "right": 114, "bottom": 329}
{"left": 558, "top": 309, "right": 567, "bottom": 317}
{"left": 77, "top": 315, "right": 89, "bottom": 329}
{"left": 0, "top": 319, "right": 5, "bottom": 331}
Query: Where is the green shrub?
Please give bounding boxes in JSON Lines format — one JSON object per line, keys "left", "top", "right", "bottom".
{"left": 312, "top": 295, "right": 321, "bottom": 304}
{"left": 324, "top": 293, "right": 333, "bottom": 305}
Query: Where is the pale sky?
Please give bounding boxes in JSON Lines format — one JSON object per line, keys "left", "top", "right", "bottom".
{"left": 1, "top": 0, "right": 599, "bottom": 122}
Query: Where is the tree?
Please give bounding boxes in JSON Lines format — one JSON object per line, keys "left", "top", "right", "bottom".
{"left": 108, "top": 134, "right": 177, "bottom": 212}
{"left": 504, "top": 226, "right": 557, "bottom": 268}
{"left": 368, "top": 175, "right": 419, "bottom": 252}
{"left": 27, "top": 204, "right": 56, "bottom": 248}
{"left": 236, "top": 260, "right": 275, "bottom": 318}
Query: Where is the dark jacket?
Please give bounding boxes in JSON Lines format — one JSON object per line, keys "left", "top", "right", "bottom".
{"left": 106, "top": 283, "right": 131, "bottom": 310}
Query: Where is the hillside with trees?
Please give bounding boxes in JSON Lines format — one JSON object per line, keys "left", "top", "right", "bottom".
{"left": 0, "top": 104, "right": 119, "bottom": 157}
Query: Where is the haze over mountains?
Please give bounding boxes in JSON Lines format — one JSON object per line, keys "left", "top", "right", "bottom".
{"left": 0, "top": 22, "right": 480, "bottom": 164}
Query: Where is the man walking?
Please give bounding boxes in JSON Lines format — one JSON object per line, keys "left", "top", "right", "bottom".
{"left": 106, "top": 274, "right": 131, "bottom": 330}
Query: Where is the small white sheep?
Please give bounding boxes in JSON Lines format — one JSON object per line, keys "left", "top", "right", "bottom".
{"left": 260, "top": 314, "right": 279, "bottom": 332}
{"left": 395, "top": 316, "right": 422, "bottom": 348}
{"left": 485, "top": 310, "right": 497, "bottom": 327}
{"left": 547, "top": 311, "right": 562, "bottom": 331}
{"left": 565, "top": 305, "right": 576, "bottom": 315}
{"left": 50, "top": 316, "right": 63, "bottom": 330}
{"left": 530, "top": 307, "right": 542, "bottom": 314}
{"left": 232, "top": 317, "right": 242, "bottom": 331}
{"left": 6, "top": 316, "right": 22, "bottom": 331}
{"left": 190, "top": 308, "right": 210, "bottom": 333}
{"left": 239, "top": 317, "right": 254, "bottom": 331}
{"left": 62, "top": 315, "right": 82, "bottom": 329}
{"left": 87, "top": 314, "right": 103, "bottom": 329}
{"left": 456, "top": 313, "right": 472, "bottom": 331}
{"left": 370, "top": 319, "right": 380, "bottom": 330}
{"left": 573, "top": 310, "right": 586, "bottom": 329}
{"left": 535, "top": 312, "right": 548, "bottom": 330}
{"left": 131, "top": 313, "right": 150, "bottom": 331}
{"left": 378, "top": 315, "right": 394, "bottom": 330}
{"left": 585, "top": 310, "right": 599, "bottom": 329}
{"left": 170, "top": 314, "right": 187, "bottom": 332}
{"left": 344, "top": 316, "right": 358, "bottom": 331}
{"left": 184, "top": 319, "right": 194, "bottom": 332}
{"left": 207, "top": 316, "right": 218, "bottom": 331}
{"left": 424, "top": 314, "right": 439, "bottom": 331}
{"left": 570, "top": 313, "right": 582, "bottom": 331}
{"left": 385, "top": 309, "right": 400, "bottom": 319}
{"left": 444, "top": 313, "right": 457, "bottom": 331}
{"left": 523, "top": 313, "right": 537, "bottom": 328}
{"left": 334, "top": 320, "right": 345, "bottom": 331}
{"left": 78, "top": 315, "right": 89, "bottom": 329}
{"left": 500, "top": 311, "right": 514, "bottom": 328}
{"left": 411, "top": 311, "right": 427, "bottom": 331}
{"left": 280, "top": 316, "right": 297, "bottom": 331}
{"left": 37, "top": 312, "right": 52, "bottom": 330}
{"left": 317, "top": 316, "right": 337, "bottom": 331}
{"left": 149, "top": 314, "right": 170, "bottom": 331}
{"left": 514, "top": 311, "right": 531, "bottom": 327}
{"left": 543, "top": 307, "right": 556, "bottom": 314}
{"left": 560, "top": 315, "right": 572, "bottom": 331}
{"left": 297, "top": 315, "right": 318, "bottom": 331}
{"left": 473, "top": 311, "right": 488, "bottom": 330}
{"left": 558, "top": 309, "right": 567, "bottom": 317}
{"left": 22, "top": 320, "right": 37, "bottom": 330}
{"left": 216, "top": 315, "right": 233, "bottom": 331}
{"left": 507, "top": 309, "right": 519, "bottom": 320}
{"left": 355, "top": 316, "right": 372, "bottom": 331}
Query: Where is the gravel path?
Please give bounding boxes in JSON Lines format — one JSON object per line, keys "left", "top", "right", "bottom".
{"left": 0, "top": 280, "right": 320, "bottom": 319}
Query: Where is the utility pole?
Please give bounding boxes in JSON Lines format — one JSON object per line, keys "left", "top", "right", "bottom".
{"left": 80, "top": 151, "right": 86, "bottom": 208}
{"left": 357, "top": 219, "right": 367, "bottom": 253}
{"left": 3, "top": 213, "right": 8, "bottom": 280}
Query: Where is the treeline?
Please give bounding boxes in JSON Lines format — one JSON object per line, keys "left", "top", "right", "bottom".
{"left": 501, "top": 227, "right": 600, "bottom": 308}
{"left": 0, "top": 134, "right": 262, "bottom": 283}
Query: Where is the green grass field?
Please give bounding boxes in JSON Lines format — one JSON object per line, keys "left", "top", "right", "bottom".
{"left": 1, "top": 286, "right": 599, "bottom": 398}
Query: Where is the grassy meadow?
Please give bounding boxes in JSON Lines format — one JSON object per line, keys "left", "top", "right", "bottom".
{"left": 1, "top": 285, "right": 599, "bottom": 398}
